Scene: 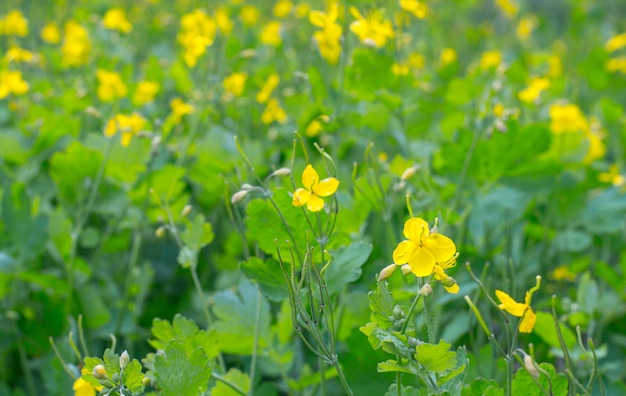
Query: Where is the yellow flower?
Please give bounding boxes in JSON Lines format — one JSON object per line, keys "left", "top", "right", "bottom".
{"left": 305, "top": 115, "right": 329, "bottom": 137}
{"left": 549, "top": 265, "right": 576, "bottom": 282}
{"left": 104, "top": 113, "right": 146, "bottom": 147}
{"left": 102, "top": 8, "right": 132, "bottom": 33}
{"left": 4, "top": 47, "right": 35, "bottom": 63}
{"left": 549, "top": 103, "right": 588, "bottom": 134}
{"left": 495, "top": 276, "right": 541, "bottom": 333}
{"left": 261, "top": 98, "right": 287, "bottom": 124}
{"left": 495, "top": 0, "right": 518, "bottom": 18}
{"left": 240, "top": 6, "right": 260, "bottom": 26}
{"left": 0, "top": 10, "right": 29, "bottom": 37}
{"left": 493, "top": 103, "right": 505, "bottom": 118}
{"left": 349, "top": 7, "right": 394, "bottom": 48}
{"left": 274, "top": 0, "right": 293, "bottom": 18}
{"left": 518, "top": 77, "right": 549, "bottom": 103}
{"left": 399, "top": 0, "right": 428, "bottom": 19}
{"left": 605, "top": 33, "right": 626, "bottom": 53}
{"left": 408, "top": 53, "right": 425, "bottom": 70}
{"left": 132, "top": 81, "right": 160, "bottom": 106}
{"left": 548, "top": 55, "right": 562, "bottom": 77}
{"left": 583, "top": 122, "right": 605, "bottom": 164}
{"left": 292, "top": 164, "right": 340, "bottom": 212}
{"left": 223, "top": 72, "right": 247, "bottom": 97}
{"left": 260, "top": 21, "right": 282, "bottom": 46}
{"left": 479, "top": 50, "right": 501, "bottom": 70}
{"left": 432, "top": 253, "right": 460, "bottom": 294}
{"left": 296, "top": 3, "right": 311, "bottom": 18}
{"left": 178, "top": 10, "right": 216, "bottom": 67}
{"left": 391, "top": 62, "right": 410, "bottom": 76}
{"left": 96, "top": 69, "right": 128, "bottom": 102}
{"left": 62, "top": 21, "right": 91, "bottom": 67}
{"left": 170, "top": 98, "right": 195, "bottom": 123}
{"left": 516, "top": 16, "right": 536, "bottom": 41}
{"left": 598, "top": 164, "right": 625, "bottom": 187}
{"left": 41, "top": 22, "right": 61, "bottom": 44}
{"left": 256, "top": 73, "right": 280, "bottom": 104}
{"left": 0, "top": 70, "right": 29, "bottom": 99}
{"left": 215, "top": 7, "right": 233, "bottom": 35}
{"left": 73, "top": 368, "right": 103, "bottom": 396}
{"left": 440, "top": 48, "right": 457, "bottom": 66}
{"left": 310, "top": 4, "right": 343, "bottom": 64}
{"left": 606, "top": 57, "right": 626, "bottom": 74}
{"left": 392, "top": 218, "right": 457, "bottom": 277}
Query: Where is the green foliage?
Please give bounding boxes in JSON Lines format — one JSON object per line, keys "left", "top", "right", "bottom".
{"left": 149, "top": 314, "right": 220, "bottom": 360}
{"left": 511, "top": 363, "right": 567, "bottom": 396}
{"left": 154, "top": 341, "right": 212, "bottom": 396}
{"left": 212, "top": 369, "right": 251, "bottom": 396}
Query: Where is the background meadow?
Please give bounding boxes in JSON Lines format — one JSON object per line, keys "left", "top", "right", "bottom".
{"left": 1, "top": 0, "right": 626, "bottom": 395}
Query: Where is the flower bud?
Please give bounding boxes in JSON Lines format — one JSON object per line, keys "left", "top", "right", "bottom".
{"left": 440, "top": 276, "right": 457, "bottom": 288}
{"left": 420, "top": 284, "right": 433, "bottom": 296}
{"left": 181, "top": 205, "right": 192, "bottom": 217}
{"left": 377, "top": 264, "right": 397, "bottom": 281}
{"left": 393, "top": 305, "right": 404, "bottom": 319}
{"left": 119, "top": 350, "right": 130, "bottom": 370}
{"left": 401, "top": 164, "right": 420, "bottom": 181}
{"left": 93, "top": 364, "right": 107, "bottom": 380}
{"left": 271, "top": 167, "right": 291, "bottom": 177}
{"left": 155, "top": 225, "right": 166, "bottom": 238}
{"left": 524, "top": 354, "right": 540, "bottom": 378}
{"left": 241, "top": 183, "right": 254, "bottom": 190}
{"left": 393, "top": 180, "right": 406, "bottom": 192}
{"left": 400, "top": 264, "right": 412, "bottom": 276}
{"left": 231, "top": 189, "right": 249, "bottom": 204}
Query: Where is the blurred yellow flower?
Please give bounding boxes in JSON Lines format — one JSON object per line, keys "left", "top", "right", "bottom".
{"left": 549, "top": 265, "right": 576, "bottom": 282}
{"left": 292, "top": 164, "right": 339, "bottom": 212}
{"left": 170, "top": 98, "right": 194, "bottom": 123}
{"left": 62, "top": 21, "right": 91, "bottom": 67}
{"left": 516, "top": 16, "right": 536, "bottom": 41}
{"left": 399, "top": 0, "right": 428, "bottom": 19}
{"left": 605, "top": 33, "right": 626, "bottom": 53}
{"left": 479, "top": 50, "right": 502, "bottom": 70}
{"left": 349, "top": 7, "right": 394, "bottom": 48}
{"left": 0, "top": 70, "right": 29, "bottom": 99}
{"left": 274, "top": 0, "right": 293, "bottom": 18}
{"left": 178, "top": 10, "right": 216, "bottom": 67}
{"left": 223, "top": 72, "right": 247, "bottom": 97}
{"left": 408, "top": 52, "right": 425, "bottom": 70}
{"left": 104, "top": 113, "right": 146, "bottom": 147}
{"left": 215, "top": 7, "right": 233, "bottom": 35}
{"left": 493, "top": 103, "right": 505, "bottom": 118}
{"left": 305, "top": 115, "right": 329, "bottom": 137}
{"left": 548, "top": 55, "right": 562, "bottom": 77}
{"left": 549, "top": 103, "right": 588, "bottom": 134}
{"left": 310, "top": 3, "right": 343, "bottom": 64}
{"left": 392, "top": 217, "right": 457, "bottom": 277}
{"left": 73, "top": 369, "right": 103, "bottom": 396}
{"left": 296, "top": 3, "right": 311, "bottom": 18}
{"left": 440, "top": 48, "right": 457, "bottom": 65}
{"left": 391, "top": 62, "right": 410, "bottom": 76}
{"left": 4, "top": 47, "right": 35, "bottom": 63}
{"left": 495, "top": 276, "right": 541, "bottom": 333}
{"left": 495, "top": 0, "right": 518, "bottom": 18}
{"left": 103, "top": 8, "right": 132, "bottom": 33}
{"left": 598, "top": 164, "right": 625, "bottom": 187}
{"left": 96, "top": 69, "right": 128, "bottom": 102}
{"left": 0, "top": 10, "right": 29, "bottom": 37}
{"left": 256, "top": 73, "right": 280, "bottom": 104}
{"left": 518, "top": 77, "right": 549, "bottom": 103}
{"left": 240, "top": 5, "right": 260, "bottom": 26}
{"left": 260, "top": 21, "right": 282, "bottom": 46}
{"left": 583, "top": 118, "right": 606, "bottom": 164}
{"left": 41, "top": 22, "right": 61, "bottom": 44}
{"left": 606, "top": 57, "right": 626, "bottom": 74}
{"left": 261, "top": 98, "right": 287, "bottom": 124}
{"left": 132, "top": 81, "right": 160, "bottom": 106}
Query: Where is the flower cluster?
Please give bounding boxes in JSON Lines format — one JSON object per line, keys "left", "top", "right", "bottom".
{"left": 309, "top": 3, "right": 343, "bottom": 64}
{"left": 349, "top": 7, "right": 394, "bottom": 48}
{"left": 177, "top": 10, "right": 216, "bottom": 68}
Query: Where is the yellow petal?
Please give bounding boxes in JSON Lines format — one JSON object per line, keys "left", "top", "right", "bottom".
{"left": 307, "top": 194, "right": 325, "bottom": 212}
{"left": 432, "top": 264, "right": 446, "bottom": 280}
{"left": 403, "top": 217, "right": 429, "bottom": 241}
{"left": 309, "top": 11, "right": 326, "bottom": 27}
{"left": 349, "top": 6, "right": 364, "bottom": 20}
{"left": 495, "top": 290, "right": 527, "bottom": 317}
{"left": 314, "top": 177, "right": 339, "bottom": 197}
{"left": 121, "top": 132, "right": 133, "bottom": 147}
{"left": 392, "top": 240, "right": 416, "bottom": 265}
{"left": 408, "top": 246, "right": 436, "bottom": 277}
{"left": 104, "top": 118, "right": 117, "bottom": 137}
{"left": 519, "top": 308, "right": 536, "bottom": 333}
{"left": 302, "top": 164, "right": 319, "bottom": 191}
{"left": 423, "top": 233, "right": 457, "bottom": 263}
{"left": 292, "top": 188, "right": 310, "bottom": 207}
{"left": 444, "top": 283, "right": 460, "bottom": 294}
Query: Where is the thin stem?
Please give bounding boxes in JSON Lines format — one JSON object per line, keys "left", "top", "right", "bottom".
{"left": 319, "top": 356, "right": 326, "bottom": 396}
{"left": 49, "top": 337, "right": 77, "bottom": 379}
{"left": 422, "top": 282, "right": 435, "bottom": 344}
{"left": 551, "top": 296, "right": 573, "bottom": 395}
{"left": 248, "top": 287, "right": 263, "bottom": 396}
{"left": 401, "top": 286, "right": 423, "bottom": 335}
{"left": 213, "top": 373, "right": 247, "bottom": 395}
{"left": 330, "top": 357, "right": 354, "bottom": 396}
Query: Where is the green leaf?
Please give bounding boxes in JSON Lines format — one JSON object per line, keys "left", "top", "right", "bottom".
{"left": 324, "top": 241, "right": 373, "bottom": 294}
{"left": 122, "top": 359, "right": 146, "bottom": 394}
{"left": 181, "top": 214, "right": 214, "bottom": 251}
{"left": 368, "top": 281, "right": 396, "bottom": 329}
{"left": 154, "top": 341, "right": 211, "bottom": 396}
{"left": 77, "top": 284, "right": 111, "bottom": 329}
{"left": 149, "top": 314, "right": 220, "bottom": 360}
{"left": 533, "top": 311, "right": 576, "bottom": 350}
{"left": 467, "top": 378, "right": 504, "bottom": 396}
{"left": 212, "top": 368, "right": 251, "bottom": 396}
{"left": 377, "top": 359, "right": 414, "bottom": 374}
{"left": 414, "top": 340, "right": 457, "bottom": 373}
{"left": 511, "top": 362, "right": 567, "bottom": 396}
{"left": 50, "top": 141, "right": 103, "bottom": 203}
{"left": 385, "top": 383, "right": 423, "bottom": 396}
{"left": 360, "top": 323, "right": 413, "bottom": 358}
{"left": 240, "top": 257, "right": 289, "bottom": 301}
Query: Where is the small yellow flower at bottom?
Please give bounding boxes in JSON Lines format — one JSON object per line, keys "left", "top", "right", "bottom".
{"left": 292, "top": 164, "right": 339, "bottom": 212}
{"left": 495, "top": 276, "right": 541, "bottom": 333}
{"left": 73, "top": 369, "right": 103, "bottom": 396}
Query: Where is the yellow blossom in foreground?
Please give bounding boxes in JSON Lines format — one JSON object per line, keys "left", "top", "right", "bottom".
{"left": 399, "top": 0, "right": 428, "bottom": 19}
{"left": 96, "top": 69, "right": 128, "bottom": 102}
{"left": 170, "top": 98, "right": 195, "bottom": 123}
{"left": 104, "top": 113, "right": 146, "bottom": 147}
{"left": 440, "top": 48, "right": 457, "bottom": 66}
{"left": 103, "top": 8, "right": 132, "bottom": 33}
{"left": 392, "top": 217, "right": 457, "bottom": 277}
{"left": 260, "top": 21, "right": 282, "bottom": 46}
{"left": 495, "top": 276, "right": 541, "bottom": 333}
{"left": 349, "top": 7, "right": 394, "bottom": 48}
{"left": 4, "top": 47, "right": 35, "bottom": 63}
{"left": 274, "top": 0, "right": 293, "bottom": 18}
{"left": 598, "top": 164, "right": 625, "bottom": 187}
{"left": 73, "top": 368, "right": 103, "bottom": 396}
{"left": 0, "top": 70, "right": 29, "bottom": 99}
{"left": 310, "top": 3, "right": 343, "bottom": 64}
{"left": 261, "top": 98, "right": 287, "bottom": 124}
{"left": 518, "top": 77, "right": 549, "bottom": 103}
{"left": 0, "top": 10, "right": 29, "bottom": 37}
{"left": 223, "top": 72, "right": 247, "bottom": 97}
{"left": 41, "top": 22, "right": 61, "bottom": 44}
{"left": 241, "top": 6, "right": 260, "bottom": 26}
{"left": 62, "top": 21, "right": 91, "bottom": 67}
{"left": 256, "top": 73, "right": 280, "bottom": 104}
{"left": 495, "top": 0, "right": 518, "bottom": 18}
{"left": 132, "top": 81, "right": 160, "bottom": 106}
{"left": 479, "top": 50, "right": 502, "bottom": 70}
{"left": 292, "top": 164, "right": 339, "bottom": 212}
{"left": 549, "top": 103, "right": 588, "bottom": 134}
{"left": 605, "top": 33, "right": 626, "bottom": 53}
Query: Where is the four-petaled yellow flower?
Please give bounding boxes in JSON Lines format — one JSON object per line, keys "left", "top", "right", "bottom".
{"left": 104, "top": 113, "right": 147, "bottom": 147}
{"left": 392, "top": 217, "right": 456, "bottom": 277}
{"left": 349, "top": 7, "right": 394, "bottom": 48}
{"left": 495, "top": 276, "right": 541, "bottom": 333}
{"left": 292, "top": 164, "right": 339, "bottom": 212}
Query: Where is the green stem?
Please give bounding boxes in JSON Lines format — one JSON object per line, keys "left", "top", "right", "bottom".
{"left": 331, "top": 356, "right": 354, "bottom": 396}
{"left": 114, "top": 230, "right": 142, "bottom": 334}
{"left": 401, "top": 286, "right": 423, "bottom": 335}
{"left": 213, "top": 373, "right": 247, "bottom": 395}
{"left": 319, "top": 356, "right": 327, "bottom": 396}
{"left": 248, "top": 287, "right": 263, "bottom": 396}
{"left": 551, "top": 296, "right": 573, "bottom": 395}
{"left": 422, "top": 281, "right": 435, "bottom": 344}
